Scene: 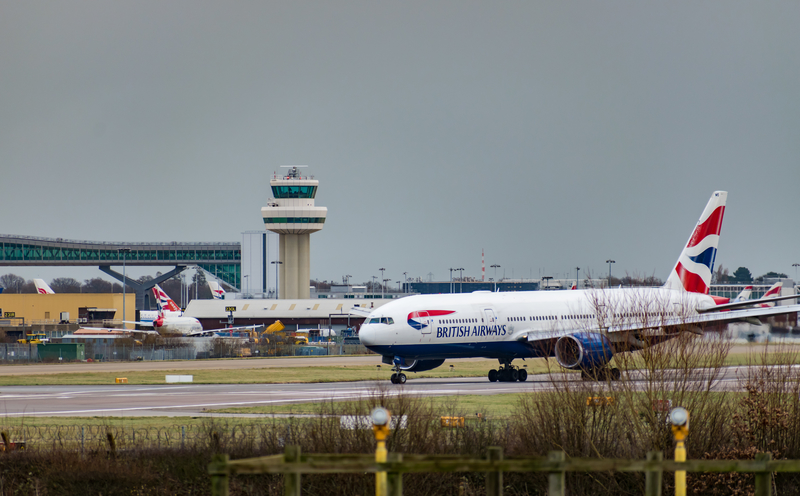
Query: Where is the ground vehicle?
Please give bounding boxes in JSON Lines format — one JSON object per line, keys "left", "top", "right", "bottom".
{"left": 261, "top": 320, "right": 309, "bottom": 345}
{"left": 17, "top": 332, "right": 48, "bottom": 344}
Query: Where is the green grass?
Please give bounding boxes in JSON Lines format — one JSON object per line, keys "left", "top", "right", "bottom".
{"left": 209, "top": 393, "right": 524, "bottom": 418}
{"left": 0, "top": 359, "right": 555, "bottom": 386}
{"left": 0, "top": 346, "right": 797, "bottom": 386}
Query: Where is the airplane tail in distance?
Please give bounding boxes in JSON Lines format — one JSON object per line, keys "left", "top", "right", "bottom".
{"left": 208, "top": 281, "right": 226, "bottom": 300}
{"left": 664, "top": 191, "right": 727, "bottom": 294}
{"left": 34, "top": 279, "right": 55, "bottom": 294}
{"left": 733, "top": 285, "right": 753, "bottom": 303}
{"left": 759, "top": 281, "right": 783, "bottom": 307}
{"left": 153, "top": 285, "right": 181, "bottom": 312}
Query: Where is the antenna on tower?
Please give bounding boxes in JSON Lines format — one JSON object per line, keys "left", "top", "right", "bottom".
{"left": 280, "top": 165, "right": 309, "bottom": 179}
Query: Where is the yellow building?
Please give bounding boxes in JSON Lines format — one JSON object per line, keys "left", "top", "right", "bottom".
{"left": 0, "top": 294, "right": 135, "bottom": 324}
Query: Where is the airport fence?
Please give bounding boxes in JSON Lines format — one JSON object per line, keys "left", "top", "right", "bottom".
{"left": 0, "top": 343, "right": 38, "bottom": 362}
{"left": 209, "top": 446, "right": 784, "bottom": 496}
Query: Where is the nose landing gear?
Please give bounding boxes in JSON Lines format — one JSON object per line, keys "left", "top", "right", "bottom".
{"left": 487, "top": 360, "right": 528, "bottom": 382}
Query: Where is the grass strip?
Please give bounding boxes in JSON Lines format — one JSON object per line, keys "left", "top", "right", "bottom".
{"left": 0, "top": 348, "right": 795, "bottom": 386}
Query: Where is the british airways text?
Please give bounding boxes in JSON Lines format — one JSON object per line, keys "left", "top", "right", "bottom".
{"left": 436, "top": 325, "right": 507, "bottom": 338}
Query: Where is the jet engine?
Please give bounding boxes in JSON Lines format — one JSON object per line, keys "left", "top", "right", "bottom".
{"left": 382, "top": 356, "right": 445, "bottom": 372}
{"left": 554, "top": 332, "right": 613, "bottom": 370}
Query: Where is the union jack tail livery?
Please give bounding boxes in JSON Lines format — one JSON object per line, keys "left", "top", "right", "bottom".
{"left": 152, "top": 285, "right": 181, "bottom": 314}
{"left": 208, "top": 281, "right": 226, "bottom": 300}
{"left": 664, "top": 191, "right": 727, "bottom": 294}
{"left": 33, "top": 279, "right": 55, "bottom": 294}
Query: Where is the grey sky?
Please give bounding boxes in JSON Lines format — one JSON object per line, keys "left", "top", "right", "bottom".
{"left": 1, "top": 1, "right": 798, "bottom": 286}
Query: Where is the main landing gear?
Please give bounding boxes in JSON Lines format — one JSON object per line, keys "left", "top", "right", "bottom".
{"left": 390, "top": 372, "right": 407, "bottom": 384}
{"left": 580, "top": 367, "right": 621, "bottom": 381}
{"left": 487, "top": 360, "right": 528, "bottom": 383}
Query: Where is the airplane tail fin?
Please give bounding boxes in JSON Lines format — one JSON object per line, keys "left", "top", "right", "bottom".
{"left": 734, "top": 285, "right": 753, "bottom": 303}
{"left": 153, "top": 284, "right": 181, "bottom": 312}
{"left": 663, "top": 191, "right": 727, "bottom": 294}
{"left": 759, "top": 281, "right": 783, "bottom": 307}
{"left": 208, "top": 281, "right": 226, "bottom": 300}
{"left": 34, "top": 279, "right": 55, "bottom": 294}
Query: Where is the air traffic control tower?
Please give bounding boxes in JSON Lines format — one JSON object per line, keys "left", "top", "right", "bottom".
{"left": 261, "top": 166, "right": 327, "bottom": 299}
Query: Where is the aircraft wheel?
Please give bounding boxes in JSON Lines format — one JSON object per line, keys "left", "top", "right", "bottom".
{"left": 610, "top": 368, "right": 621, "bottom": 381}
{"left": 397, "top": 373, "right": 407, "bottom": 384}
{"left": 518, "top": 369, "right": 528, "bottom": 382}
{"left": 488, "top": 369, "right": 498, "bottom": 382}
{"left": 390, "top": 373, "right": 398, "bottom": 384}
{"left": 510, "top": 369, "right": 520, "bottom": 381}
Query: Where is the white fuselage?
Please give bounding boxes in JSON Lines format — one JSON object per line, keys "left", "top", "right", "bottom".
{"left": 155, "top": 316, "right": 203, "bottom": 335}
{"left": 358, "top": 288, "right": 715, "bottom": 361}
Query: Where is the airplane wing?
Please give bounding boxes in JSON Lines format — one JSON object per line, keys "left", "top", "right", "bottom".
{"left": 122, "top": 320, "right": 156, "bottom": 328}
{"left": 521, "top": 302, "right": 800, "bottom": 347}
{"left": 78, "top": 327, "right": 160, "bottom": 335}
{"left": 186, "top": 324, "right": 266, "bottom": 337}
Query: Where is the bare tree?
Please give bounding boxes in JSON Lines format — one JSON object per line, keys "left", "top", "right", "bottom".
{"left": 0, "top": 274, "right": 25, "bottom": 293}
{"left": 82, "top": 277, "right": 114, "bottom": 293}
{"left": 50, "top": 277, "right": 82, "bottom": 293}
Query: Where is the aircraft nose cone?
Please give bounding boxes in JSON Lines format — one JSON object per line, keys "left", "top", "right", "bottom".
{"left": 359, "top": 325, "right": 375, "bottom": 347}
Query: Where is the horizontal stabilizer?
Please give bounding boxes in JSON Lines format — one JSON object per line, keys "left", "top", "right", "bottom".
{"left": 697, "top": 293, "right": 799, "bottom": 313}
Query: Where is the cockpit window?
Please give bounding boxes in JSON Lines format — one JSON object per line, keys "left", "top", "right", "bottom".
{"left": 367, "top": 317, "right": 394, "bottom": 325}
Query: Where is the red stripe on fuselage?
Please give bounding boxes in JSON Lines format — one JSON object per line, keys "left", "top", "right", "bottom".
{"left": 687, "top": 206, "right": 725, "bottom": 248}
{"left": 408, "top": 310, "right": 455, "bottom": 320}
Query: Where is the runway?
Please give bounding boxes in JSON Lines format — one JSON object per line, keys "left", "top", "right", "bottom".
{"left": 0, "top": 364, "right": 772, "bottom": 417}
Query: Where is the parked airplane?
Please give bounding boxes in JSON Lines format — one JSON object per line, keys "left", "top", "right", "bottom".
{"left": 139, "top": 284, "right": 184, "bottom": 323}
{"left": 358, "top": 191, "right": 800, "bottom": 384}
{"left": 208, "top": 281, "right": 226, "bottom": 300}
{"left": 145, "top": 286, "right": 263, "bottom": 337}
{"left": 33, "top": 279, "right": 55, "bottom": 294}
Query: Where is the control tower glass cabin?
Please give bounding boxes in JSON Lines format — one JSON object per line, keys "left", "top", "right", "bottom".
{"left": 261, "top": 166, "right": 327, "bottom": 299}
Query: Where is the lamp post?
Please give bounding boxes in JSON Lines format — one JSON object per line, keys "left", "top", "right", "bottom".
{"left": 345, "top": 274, "right": 352, "bottom": 289}
{"left": 449, "top": 268, "right": 455, "bottom": 293}
{"left": 793, "top": 263, "right": 799, "bottom": 281}
{"left": 118, "top": 248, "right": 131, "bottom": 329}
{"left": 402, "top": 272, "right": 408, "bottom": 293}
{"left": 575, "top": 267, "right": 581, "bottom": 289}
{"left": 490, "top": 264, "right": 500, "bottom": 291}
{"left": 455, "top": 267, "right": 465, "bottom": 293}
{"left": 271, "top": 261, "right": 282, "bottom": 299}
{"left": 606, "top": 260, "right": 615, "bottom": 287}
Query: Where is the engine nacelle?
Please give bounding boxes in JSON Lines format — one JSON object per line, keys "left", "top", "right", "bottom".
{"left": 382, "top": 355, "right": 445, "bottom": 372}
{"left": 555, "top": 332, "right": 613, "bottom": 370}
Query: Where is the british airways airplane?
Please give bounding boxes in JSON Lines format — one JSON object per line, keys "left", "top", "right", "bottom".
{"left": 358, "top": 191, "right": 800, "bottom": 384}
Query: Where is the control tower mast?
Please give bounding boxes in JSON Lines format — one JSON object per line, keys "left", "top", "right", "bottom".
{"left": 261, "top": 166, "right": 327, "bottom": 299}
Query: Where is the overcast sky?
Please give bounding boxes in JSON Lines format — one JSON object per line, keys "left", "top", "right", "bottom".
{"left": 1, "top": 1, "right": 798, "bottom": 286}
